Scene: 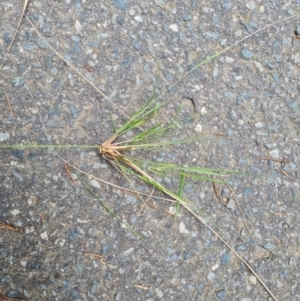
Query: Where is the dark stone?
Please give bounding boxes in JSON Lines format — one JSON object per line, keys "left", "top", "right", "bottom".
{"left": 70, "top": 105, "right": 80, "bottom": 119}
{"left": 12, "top": 149, "right": 23, "bottom": 160}
{"left": 3, "top": 33, "right": 11, "bottom": 44}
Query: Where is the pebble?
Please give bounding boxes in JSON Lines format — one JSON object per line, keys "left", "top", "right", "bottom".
{"left": 179, "top": 222, "right": 189, "bottom": 234}
{"left": 126, "top": 195, "right": 137, "bottom": 204}
{"left": 216, "top": 290, "right": 226, "bottom": 300}
{"left": 66, "top": 228, "right": 79, "bottom": 242}
{"left": 70, "top": 105, "right": 80, "bottom": 118}
{"left": 235, "top": 244, "right": 248, "bottom": 251}
{"left": 0, "top": 132, "right": 10, "bottom": 141}
{"left": 6, "top": 291, "right": 21, "bottom": 298}
{"left": 269, "top": 149, "right": 280, "bottom": 159}
{"left": 50, "top": 68, "right": 58, "bottom": 76}
{"left": 90, "top": 179, "right": 100, "bottom": 188}
{"left": 134, "top": 15, "right": 143, "bottom": 22}
{"left": 154, "top": 0, "right": 165, "bottom": 7}
{"left": 264, "top": 242, "right": 276, "bottom": 251}
{"left": 183, "top": 251, "right": 192, "bottom": 260}
{"left": 113, "top": 0, "right": 127, "bottom": 10}
{"left": 226, "top": 199, "right": 235, "bottom": 210}
{"left": 0, "top": 248, "right": 8, "bottom": 260}
{"left": 241, "top": 49, "right": 253, "bottom": 59}
{"left": 283, "top": 163, "right": 296, "bottom": 173}
{"left": 200, "top": 107, "right": 208, "bottom": 116}
{"left": 249, "top": 275, "right": 257, "bottom": 285}
{"left": 12, "top": 150, "right": 24, "bottom": 160}
{"left": 295, "top": 25, "right": 300, "bottom": 36}
{"left": 255, "top": 122, "right": 264, "bottom": 128}
{"left": 36, "top": 37, "right": 48, "bottom": 49}
{"left": 282, "top": 37, "right": 292, "bottom": 46}
{"left": 23, "top": 44, "right": 39, "bottom": 51}
{"left": 71, "top": 35, "right": 80, "bottom": 42}
{"left": 220, "top": 252, "right": 231, "bottom": 265}
{"left": 246, "top": 1, "right": 256, "bottom": 10}
{"left": 169, "top": 24, "right": 179, "bottom": 32}
{"left": 3, "top": 32, "right": 11, "bottom": 44}
{"left": 1, "top": 275, "right": 11, "bottom": 285}
{"left": 75, "top": 20, "right": 83, "bottom": 33}
{"left": 12, "top": 76, "right": 26, "bottom": 87}
{"left": 203, "top": 32, "right": 219, "bottom": 41}
{"left": 195, "top": 123, "right": 202, "bottom": 132}
{"left": 253, "top": 61, "right": 264, "bottom": 73}
{"left": 12, "top": 170, "right": 23, "bottom": 182}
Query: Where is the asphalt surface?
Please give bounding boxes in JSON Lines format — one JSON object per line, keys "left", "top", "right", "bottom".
{"left": 0, "top": 1, "right": 300, "bottom": 300}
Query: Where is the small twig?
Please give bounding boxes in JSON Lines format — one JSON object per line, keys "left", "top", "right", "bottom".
{"left": 0, "top": 0, "right": 29, "bottom": 70}
{"left": 281, "top": 169, "right": 300, "bottom": 184}
{"left": 64, "top": 162, "right": 76, "bottom": 184}
{"left": 138, "top": 187, "right": 155, "bottom": 214}
{"left": 84, "top": 252, "right": 104, "bottom": 259}
{"left": 0, "top": 220, "right": 22, "bottom": 232}
{"left": 258, "top": 157, "right": 289, "bottom": 163}
{"left": 5, "top": 94, "right": 14, "bottom": 120}
{"left": 134, "top": 284, "right": 150, "bottom": 290}
{"left": 211, "top": 176, "right": 219, "bottom": 198}
{"left": 84, "top": 252, "right": 105, "bottom": 264}
{"left": 0, "top": 289, "right": 8, "bottom": 301}
{"left": 199, "top": 131, "right": 225, "bottom": 136}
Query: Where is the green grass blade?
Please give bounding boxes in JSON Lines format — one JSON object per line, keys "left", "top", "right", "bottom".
{"left": 0, "top": 144, "right": 98, "bottom": 149}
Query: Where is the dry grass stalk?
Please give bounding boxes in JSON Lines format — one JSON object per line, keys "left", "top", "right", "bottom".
{"left": 0, "top": 221, "right": 22, "bottom": 232}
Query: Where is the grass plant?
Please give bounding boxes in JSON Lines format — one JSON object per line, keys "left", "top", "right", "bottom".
{"left": 0, "top": 2, "right": 297, "bottom": 300}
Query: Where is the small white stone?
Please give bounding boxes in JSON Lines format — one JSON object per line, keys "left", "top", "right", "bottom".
{"left": 211, "top": 263, "right": 219, "bottom": 271}
{"left": 238, "top": 119, "right": 245, "bottom": 126}
{"left": 40, "top": 231, "right": 48, "bottom": 240}
{"left": 11, "top": 209, "right": 20, "bottom": 216}
{"left": 249, "top": 275, "right": 257, "bottom": 285}
{"left": 124, "top": 247, "right": 134, "bottom": 256}
{"left": 75, "top": 20, "right": 83, "bottom": 33}
{"left": 255, "top": 122, "right": 264, "bottom": 128}
{"left": 155, "top": 288, "right": 163, "bottom": 298}
{"left": 169, "top": 207, "right": 176, "bottom": 215}
{"left": 259, "top": 5, "right": 265, "bottom": 13}
{"left": 235, "top": 29, "right": 243, "bottom": 37}
{"left": 0, "top": 132, "right": 10, "bottom": 141}
{"left": 77, "top": 218, "right": 90, "bottom": 223}
{"left": 179, "top": 222, "right": 189, "bottom": 234}
{"left": 225, "top": 56, "right": 234, "bottom": 63}
{"left": 200, "top": 107, "right": 208, "bottom": 116}
{"left": 195, "top": 123, "right": 202, "bottom": 132}
{"left": 254, "top": 61, "right": 264, "bottom": 73}
{"left": 169, "top": 24, "right": 179, "bottom": 32}
{"left": 134, "top": 15, "right": 143, "bottom": 22}
{"left": 21, "top": 260, "right": 27, "bottom": 267}
{"left": 90, "top": 179, "right": 100, "bottom": 188}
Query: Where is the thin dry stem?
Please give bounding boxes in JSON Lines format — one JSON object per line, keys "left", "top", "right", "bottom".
{"left": 0, "top": 0, "right": 29, "bottom": 70}
{"left": 5, "top": 94, "right": 14, "bottom": 120}
{"left": 281, "top": 169, "right": 300, "bottom": 184}
{"left": 0, "top": 220, "right": 22, "bottom": 232}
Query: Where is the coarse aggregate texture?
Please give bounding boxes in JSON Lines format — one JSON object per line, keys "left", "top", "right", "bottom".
{"left": 0, "top": 1, "right": 300, "bottom": 301}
